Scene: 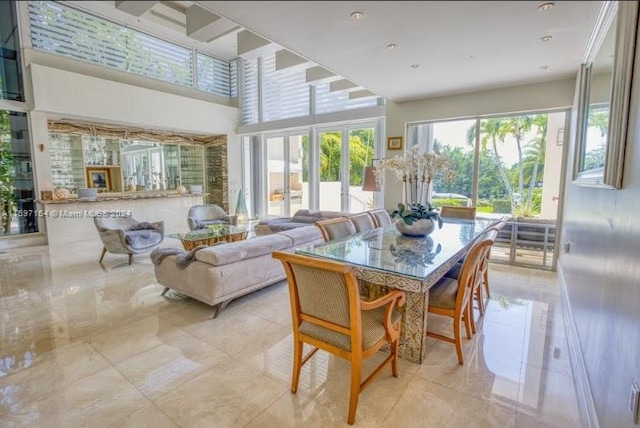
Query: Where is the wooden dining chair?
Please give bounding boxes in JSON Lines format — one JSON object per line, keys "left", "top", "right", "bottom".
{"left": 272, "top": 251, "right": 406, "bottom": 425}
{"left": 445, "top": 227, "right": 499, "bottom": 323}
{"left": 426, "top": 232, "right": 495, "bottom": 364}
{"left": 367, "top": 209, "right": 392, "bottom": 227}
{"left": 315, "top": 217, "right": 357, "bottom": 242}
{"left": 439, "top": 206, "right": 477, "bottom": 219}
{"left": 348, "top": 212, "right": 377, "bottom": 233}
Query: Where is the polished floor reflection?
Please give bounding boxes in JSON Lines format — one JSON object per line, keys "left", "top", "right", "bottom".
{"left": 0, "top": 242, "right": 579, "bottom": 427}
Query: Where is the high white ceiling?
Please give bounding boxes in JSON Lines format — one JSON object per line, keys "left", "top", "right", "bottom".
{"left": 197, "top": 1, "right": 601, "bottom": 101}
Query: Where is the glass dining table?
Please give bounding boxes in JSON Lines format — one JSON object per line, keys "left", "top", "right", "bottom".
{"left": 294, "top": 218, "right": 497, "bottom": 364}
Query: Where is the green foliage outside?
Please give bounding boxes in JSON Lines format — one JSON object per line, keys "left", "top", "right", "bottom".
{"left": 0, "top": 110, "right": 16, "bottom": 234}
{"left": 302, "top": 129, "right": 375, "bottom": 186}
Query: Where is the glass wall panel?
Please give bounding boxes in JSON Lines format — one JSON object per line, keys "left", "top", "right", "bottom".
{"left": 50, "top": 133, "right": 84, "bottom": 191}
{"left": 1, "top": 111, "right": 36, "bottom": 235}
{"left": 318, "top": 130, "right": 342, "bottom": 211}
{"left": 429, "top": 119, "right": 477, "bottom": 208}
{"left": 179, "top": 145, "right": 204, "bottom": 190}
{"left": 266, "top": 136, "right": 285, "bottom": 216}
{"left": 0, "top": 1, "right": 24, "bottom": 101}
{"left": 289, "top": 134, "right": 309, "bottom": 214}
{"left": 348, "top": 127, "right": 375, "bottom": 213}
{"left": 163, "top": 144, "right": 179, "bottom": 190}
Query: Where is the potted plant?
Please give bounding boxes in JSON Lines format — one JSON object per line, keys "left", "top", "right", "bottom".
{"left": 391, "top": 202, "right": 443, "bottom": 237}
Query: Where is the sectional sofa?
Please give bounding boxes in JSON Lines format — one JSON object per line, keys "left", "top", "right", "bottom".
{"left": 260, "top": 209, "right": 347, "bottom": 232}
{"left": 153, "top": 225, "right": 323, "bottom": 317}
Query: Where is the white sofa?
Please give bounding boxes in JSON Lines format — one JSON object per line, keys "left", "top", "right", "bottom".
{"left": 153, "top": 225, "right": 323, "bottom": 317}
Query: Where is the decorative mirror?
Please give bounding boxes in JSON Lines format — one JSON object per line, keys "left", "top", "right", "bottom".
{"left": 574, "top": 1, "right": 638, "bottom": 188}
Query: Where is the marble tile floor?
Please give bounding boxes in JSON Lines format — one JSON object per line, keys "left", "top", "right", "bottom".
{"left": 0, "top": 242, "right": 580, "bottom": 427}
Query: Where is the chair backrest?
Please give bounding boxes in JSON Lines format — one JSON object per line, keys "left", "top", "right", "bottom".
{"left": 315, "top": 217, "right": 357, "bottom": 242}
{"left": 272, "top": 251, "right": 362, "bottom": 346}
{"left": 476, "top": 229, "right": 498, "bottom": 275}
{"left": 94, "top": 216, "right": 138, "bottom": 231}
{"left": 188, "top": 204, "right": 227, "bottom": 221}
{"left": 348, "top": 212, "right": 377, "bottom": 233}
{"left": 440, "top": 206, "right": 477, "bottom": 219}
{"left": 455, "top": 231, "right": 496, "bottom": 312}
{"left": 367, "top": 209, "right": 392, "bottom": 227}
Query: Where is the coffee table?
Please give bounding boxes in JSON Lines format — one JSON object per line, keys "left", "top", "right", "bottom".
{"left": 168, "top": 225, "right": 251, "bottom": 250}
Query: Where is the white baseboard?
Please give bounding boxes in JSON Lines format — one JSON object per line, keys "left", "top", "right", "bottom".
{"left": 558, "top": 261, "right": 600, "bottom": 428}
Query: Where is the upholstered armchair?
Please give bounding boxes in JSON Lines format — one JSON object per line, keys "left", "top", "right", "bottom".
{"left": 187, "top": 204, "right": 237, "bottom": 231}
{"left": 272, "top": 251, "right": 406, "bottom": 425}
{"left": 94, "top": 217, "right": 164, "bottom": 265}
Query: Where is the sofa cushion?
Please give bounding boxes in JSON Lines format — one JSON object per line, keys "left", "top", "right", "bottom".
{"left": 290, "top": 214, "right": 323, "bottom": 223}
{"left": 125, "top": 229, "right": 163, "bottom": 249}
{"left": 195, "top": 234, "right": 291, "bottom": 266}
{"left": 319, "top": 211, "right": 346, "bottom": 219}
{"left": 279, "top": 226, "right": 323, "bottom": 246}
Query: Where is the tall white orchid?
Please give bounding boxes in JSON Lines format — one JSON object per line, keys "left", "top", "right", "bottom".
{"left": 374, "top": 145, "right": 454, "bottom": 205}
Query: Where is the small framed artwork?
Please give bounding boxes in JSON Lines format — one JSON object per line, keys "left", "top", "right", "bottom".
{"left": 387, "top": 136, "right": 403, "bottom": 150}
{"left": 86, "top": 167, "right": 111, "bottom": 191}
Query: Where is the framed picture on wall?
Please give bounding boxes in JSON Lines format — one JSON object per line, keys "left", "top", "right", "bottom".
{"left": 86, "top": 167, "right": 111, "bottom": 191}
{"left": 387, "top": 136, "right": 403, "bottom": 150}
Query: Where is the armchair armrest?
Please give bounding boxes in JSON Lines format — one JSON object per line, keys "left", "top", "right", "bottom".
{"left": 361, "top": 289, "right": 406, "bottom": 311}
{"left": 225, "top": 215, "right": 238, "bottom": 226}
{"left": 98, "top": 228, "right": 129, "bottom": 253}
{"left": 361, "top": 289, "right": 406, "bottom": 342}
{"left": 149, "top": 220, "right": 164, "bottom": 236}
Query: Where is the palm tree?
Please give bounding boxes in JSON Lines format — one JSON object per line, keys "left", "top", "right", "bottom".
{"left": 524, "top": 115, "right": 547, "bottom": 208}
{"left": 467, "top": 119, "right": 515, "bottom": 210}
{"left": 499, "top": 116, "right": 533, "bottom": 207}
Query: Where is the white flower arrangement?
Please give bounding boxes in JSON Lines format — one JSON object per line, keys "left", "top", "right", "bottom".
{"left": 374, "top": 145, "right": 454, "bottom": 204}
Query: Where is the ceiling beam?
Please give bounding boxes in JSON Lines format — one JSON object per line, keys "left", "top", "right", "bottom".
{"left": 349, "top": 90, "right": 377, "bottom": 100}
{"left": 275, "top": 49, "right": 309, "bottom": 72}
{"left": 329, "top": 79, "right": 359, "bottom": 92}
{"left": 114, "top": 1, "right": 158, "bottom": 17}
{"left": 305, "top": 66, "right": 341, "bottom": 85}
{"left": 237, "top": 30, "right": 277, "bottom": 59}
{"left": 186, "top": 4, "right": 240, "bottom": 42}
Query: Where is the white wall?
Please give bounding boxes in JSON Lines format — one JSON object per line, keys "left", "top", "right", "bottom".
{"left": 383, "top": 78, "right": 577, "bottom": 209}
{"left": 29, "top": 64, "right": 238, "bottom": 135}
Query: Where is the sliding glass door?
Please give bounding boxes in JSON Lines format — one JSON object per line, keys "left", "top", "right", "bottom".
{"left": 317, "top": 125, "right": 377, "bottom": 213}
{"left": 317, "top": 129, "right": 343, "bottom": 212}
{"left": 408, "top": 111, "right": 567, "bottom": 269}
{"left": 266, "top": 132, "right": 309, "bottom": 217}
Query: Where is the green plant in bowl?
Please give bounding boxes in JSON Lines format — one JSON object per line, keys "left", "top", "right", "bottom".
{"left": 391, "top": 202, "right": 443, "bottom": 228}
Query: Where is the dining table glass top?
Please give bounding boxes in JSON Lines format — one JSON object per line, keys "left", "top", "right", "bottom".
{"left": 294, "top": 218, "right": 496, "bottom": 279}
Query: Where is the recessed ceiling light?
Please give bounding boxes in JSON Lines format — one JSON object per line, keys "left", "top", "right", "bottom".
{"left": 540, "top": 35, "right": 553, "bottom": 42}
{"left": 350, "top": 11, "right": 364, "bottom": 20}
{"left": 410, "top": 64, "right": 420, "bottom": 69}
{"left": 538, "top": 2, "right": 555, "bottom": 11}
{"left": 540, "top": 65, "right": 549, "bottom": 70}
{"left": 386, "top": 43, "right": 398, "bottom": 50}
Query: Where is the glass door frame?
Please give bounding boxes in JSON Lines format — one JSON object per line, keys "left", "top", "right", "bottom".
{"left": 263, "top": 129, "right": 312, "bottom": 218}
{"left": 314, "top": 120, "right": 383, "bottom": 212}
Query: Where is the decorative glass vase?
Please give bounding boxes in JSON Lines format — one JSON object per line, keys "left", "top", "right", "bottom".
{"left": 395, "top": 218, "right": 436, "bottom": 237}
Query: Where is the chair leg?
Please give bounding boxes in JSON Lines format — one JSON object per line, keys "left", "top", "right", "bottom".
{"left": 291, "top": 338, "right": 303, "bottom": 394}
{"left": 391, "top": 338, "right": 400, "bottom": 378}
{"left": 453, "top": 315, "right": 463, "bottom": 365}
{"left": 463, "top": 306, "right": 472, "bottom": 339}
{"left": 99, "top": 247, "right": 107, "bottom": 264}
{"left": 469, "top": 300, "right": 477, "bottom": 335}
{"left": 128, "top": 254, "right": 133, "bottom": 265}
{"left": 476, "top": 285, "right": 485, "bottom": 316}
{"left": 347, "top": 359, "right": 362, "bottom": 425}
{"left": 484, "top": 270, "right": 490, "bottom": 298}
